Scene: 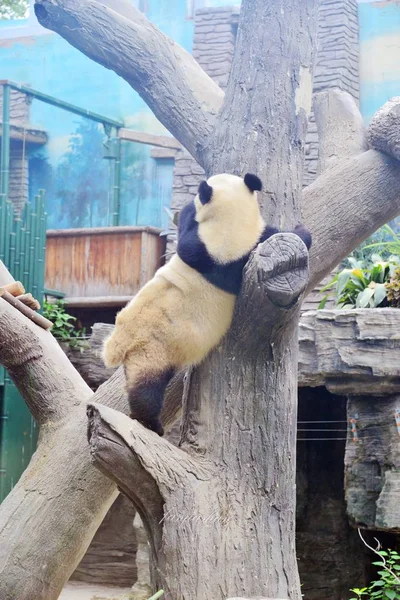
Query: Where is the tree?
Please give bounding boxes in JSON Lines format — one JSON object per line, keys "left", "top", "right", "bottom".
{"left": 0, "top": 0, "right": 29, "bottom": 19}
{"left": 1, "top": 1, "right": 400, "bottom": 599}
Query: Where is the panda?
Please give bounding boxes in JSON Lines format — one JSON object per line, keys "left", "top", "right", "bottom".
{"left": 102, "top": 172, "right": 311, "bottom": 436}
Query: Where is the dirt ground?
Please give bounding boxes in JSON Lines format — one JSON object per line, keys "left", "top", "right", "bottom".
{"left": 59, "top": 581, "right": 133, "bottom": 600}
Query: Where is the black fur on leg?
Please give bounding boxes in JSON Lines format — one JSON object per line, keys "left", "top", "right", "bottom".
{"left": 126, "top": 367, "right": 175, "bottom": 436}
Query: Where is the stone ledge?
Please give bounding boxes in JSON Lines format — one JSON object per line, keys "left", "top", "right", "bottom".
{"left": 299, "top": 309, "right": 400, "bottom": 395}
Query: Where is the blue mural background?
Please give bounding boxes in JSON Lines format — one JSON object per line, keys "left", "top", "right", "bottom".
{"left": 1, "top": 0, "right": 400, "bottom": 232}
{"left": 0, "top": 0, "right": 198, "bottom": 229}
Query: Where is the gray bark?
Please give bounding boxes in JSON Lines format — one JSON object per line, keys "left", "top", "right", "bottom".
{"left": 89, "top": 234, "right": 310, "bottom": 600}
{"left": 33, "top": 0, "right": 222, "bottom": 163}
{"left": 313, "top": 88, "right": 368, "bottom": 174}
{"left": 303, "top": 149, "right": 400, "bottom": 292}
{"left": 367, "top": 97, "right": 400, "bottom": 161}
{"left": 208, "top": 0, "right": 317, "bottom": 226}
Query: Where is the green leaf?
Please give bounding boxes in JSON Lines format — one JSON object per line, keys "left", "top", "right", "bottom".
{"left": 319, "top": 273, "right": 339, "bottom": 293}
{"left": 356, "top": 287, "right": 375, "bottom": 308}
{"left": 373, "top": 283, "right": 387, "bottom": 307}
{"left": 318, "top": 295, "right": 329, "bottom": 310}
{"left": 336, "top": 270, "right": 352, "bottom": 296}
{"left": 384, "top": 591, "right": 396, "bottom": 599}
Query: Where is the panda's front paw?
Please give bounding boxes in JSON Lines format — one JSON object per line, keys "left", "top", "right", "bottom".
{"left": 293, "top": 224, "right": 312, "bottom": 250}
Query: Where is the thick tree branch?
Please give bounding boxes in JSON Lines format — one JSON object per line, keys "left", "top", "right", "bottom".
{"left": 304, "top": 149, "right": 400, "bottom": 292}
{"left": 87, "top": 402, "right": 213, "bottom": 596}
{"left": 88, "top": 403, "right": 212, "bottom": 494}
{"left": 0, "top": 296, "right": 91, "bottom": 423}
{"left": 304, "top": 96, "right": 400, "bottom": 291}
{"left": 209, "top": 0, "right": 318, "bottom": 226}
{"left": 33, "top": 0, "right": 223, "bottom": 164}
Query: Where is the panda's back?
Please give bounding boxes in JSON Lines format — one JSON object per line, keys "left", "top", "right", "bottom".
{"left": 120, "top": 255, "right": 236, "bottom": 367}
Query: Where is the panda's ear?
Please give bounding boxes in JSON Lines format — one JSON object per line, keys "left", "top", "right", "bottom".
{"left": 244, "top": 173, "right": 262, "bottom": 193}
{"left": 198, "top": 180, "right": 213, "bottom": 205}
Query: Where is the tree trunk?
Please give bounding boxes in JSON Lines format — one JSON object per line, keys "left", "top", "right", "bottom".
{"left": 88, "top": 233, "right": 309, "bottom": 600}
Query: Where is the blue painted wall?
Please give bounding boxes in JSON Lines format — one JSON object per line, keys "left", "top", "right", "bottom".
{"left": 0, "top": 0, "right": 197, "bottom": 229}
{"left": 2, "top": 0, "right": 400, "bottom": 230}
{"left": 358, "top": 0, "right": 400, "bottom": 124}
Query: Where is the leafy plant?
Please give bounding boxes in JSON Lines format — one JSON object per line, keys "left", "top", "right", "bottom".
{"left": 43, "top": 299, "right": 88, "bottom": 351}
{"left": 319, "top": 255, "right": 400, "bottom": 309}
{"left": 350, "top": 531, "right": 400, "bottom": 600}
{"left": 387, "top": 267, "right": 400, "bottom": 308}
{"left": 362, "top": 224, "right": 400, "bottom": 259}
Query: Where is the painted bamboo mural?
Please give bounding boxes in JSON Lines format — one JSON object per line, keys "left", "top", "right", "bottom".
{"left": 0, "top": 190, "right": 46, "bottom": 502}
{"left": 0, "top": 189, "right": 47, "bottom": 305}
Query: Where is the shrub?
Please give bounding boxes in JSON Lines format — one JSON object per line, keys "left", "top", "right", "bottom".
{"left": 43, "top": 299, "right": 88, "bottom": 351}
{"left": 319, "top": 255, "right": 400, "bottom": 309}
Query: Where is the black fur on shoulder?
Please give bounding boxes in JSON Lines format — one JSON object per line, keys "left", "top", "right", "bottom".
{"left": 244, "top": 173, "right": 262, "bottom": 193}
{"left": 198, "top": 180, "right": 213, "bottom": 205}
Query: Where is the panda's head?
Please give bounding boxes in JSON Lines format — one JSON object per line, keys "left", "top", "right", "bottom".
{"left": 194, "top": 173, "right": 265, "bottom": 264}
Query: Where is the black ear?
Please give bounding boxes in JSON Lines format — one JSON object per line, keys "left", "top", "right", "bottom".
{"left": 198, "top": 180, "right": 213, "bottom": 205}
{"left": 244, "top": 173, "right": 262, "bottom": 193}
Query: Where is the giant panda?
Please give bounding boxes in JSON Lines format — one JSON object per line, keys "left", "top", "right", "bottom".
{"left": 102, "top": 173, "right": 311, "bottom": 435}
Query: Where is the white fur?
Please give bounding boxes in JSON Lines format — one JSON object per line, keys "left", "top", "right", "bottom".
{"left": 195, "top": 173, "right": 265, "bottom": 263}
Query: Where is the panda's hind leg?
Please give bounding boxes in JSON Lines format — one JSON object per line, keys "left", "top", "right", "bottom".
{"left": 125, "top": 366, "right": 175, "bottom": 436}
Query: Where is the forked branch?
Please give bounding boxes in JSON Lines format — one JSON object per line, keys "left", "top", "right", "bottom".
{"left": 88, "top": 403, "right": 212, "bottom": 495}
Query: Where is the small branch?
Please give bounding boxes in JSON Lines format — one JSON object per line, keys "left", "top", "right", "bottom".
{"left": 314, "top": 88, "right": 368, "bottom": 174}
{"left": 232, "top": 233, "right": 309, "bottom": 358}
{"left": 87, "top": 403, "right": 212, "bottom": 495}
{"left": 16, "top": 293, "right": 41, "bottom": 311}
{"left": 367, "top": 97, "right": 400, "bottom": 161}
{"left": 357, "top": 528, "right": 400, "bottom": 585}
{"left": 0, "top": 292, "right": 52, "bottom": 329}
{"left": 34, "top": 0, "right": 223, "bottom": 163}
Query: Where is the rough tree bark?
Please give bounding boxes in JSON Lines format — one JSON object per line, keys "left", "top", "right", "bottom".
{"left": 313, "top": 88, "right": 368, "bottom": 175}
{"left": 0, "top": 0, "right": 399, "bottom": 598}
